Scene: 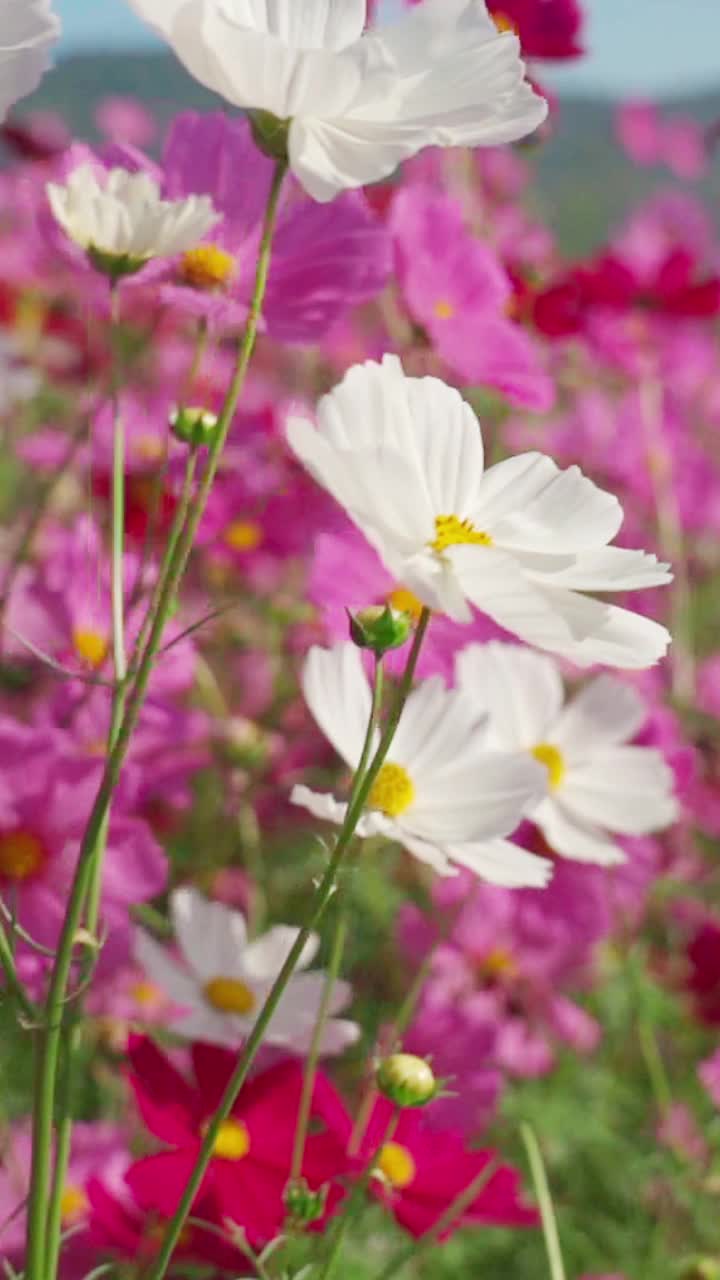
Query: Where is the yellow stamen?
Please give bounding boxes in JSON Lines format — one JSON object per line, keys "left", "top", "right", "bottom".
{"left": 532, "top": 742, "right": 566, "bottom": 790}
{"left": 377, "top": 1142, "right": 416, "bottom": 1189}
{"left": 434, "top": 299, "right": 455, "bottom": 319}
{"left": 493, "top": 12, "right": 518, "bottom": 34}
{"left": 72, "top": 627, "right": 109, "bottom": 669}
{"left": 367, "top": 763, "right": 415, "bottom": 818}
{"left": 60, "top": 1185, "right": 89, "bottom": 1224}
{"left": 211, "top": 1118, "right": 251, "bottom": 1161}
{"left": 204, "top": 976, "right": 257, "bottom": 1016}
{"left": 131, "top": 980, "right": 165, "bottom": 1009}
{"left": 480, "top": 946, "right": 517, "bottom": 979}
{"left": 223, "top": 520, "right": 264, "bottom": 552}
{"left": 431, "top": 515, "right": 493, "bottom": 553}
{"left": 0, "top": 829, "right": 45, "bottom": 881}
{"left": 387, "top": 586, "right": 424, "bottom": 622}
{"left": 135, "top": 435, "right": 165, "bottom": 462}
{"left": 181, "top": 244, "right": 235, "bottom": 291}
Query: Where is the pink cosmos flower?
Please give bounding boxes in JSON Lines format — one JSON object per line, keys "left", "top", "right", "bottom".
{"left": 95, "top": 97, "right": 157, "bottom": 148}
{"left": 390, "top": 185, "right": 553, "bottom": 410}
{"left": 124, "top": 1037, "right": 349, "bottom": 1247}
{"left": 699, "top": 1048, "right": 720, "bottom": 1109}
{"left": 325, "top": 1090, "right": 538, "bottom": 1238}
{"left": 0, "top": 1121, "right": 129, "bottom": 1267}
{"left": 617, "top": 102, "right": 708, "bottom": 181}
{"left": 0, "top": 718, "right": 166, "bottom": 957}
{"left": 95, "top": 111, "right": 391, "bottom": 342}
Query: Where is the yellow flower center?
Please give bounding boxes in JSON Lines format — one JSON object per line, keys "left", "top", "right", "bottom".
{"left": 131, "top": 980, "right": 165, "bottom": 1009}
{"left": 135, "top": 435, "right": 165, "bottom": 462}
{"left": 367, "top": 763, "right": 415, "bottom": 818}
{"left": 434, "top": 299, "right": 455, "bottom": 319}
{"left": 532, "top": 742, "right": 566, "bottom": 790}
{"left": 493, "top": 12, "right": 518, "bottom": 34}
{"left": 181, "top": 244, "right": 235, "bottom": 291}
{"left": 211, "top": 1118, "right": 251, "bottom": 1161}
{"left": 387, "top": 586, "right": 424, "bottom": 622}
{"left": 204, "top": 976, "right": 257, "bottom": 1016}
{"left": 0, "top": 829, "right": 46, "bottom": 881}
{"left": 223, "top": 520, "right": 264, "bottom": 552}
{"left": 377, "top": 1142, "right": 416, "bottom": 1189}
{"left": 60, "top": 1184, "right": 89, "bottom": 1224}
{"left": 431, "top": 515, "right": 493, "bottom": 553}
{"left": 73, "top": 627, "right": 109, "bottom": 669}
{"left": 480, "top": 946, "right": 517, "bottom": 979}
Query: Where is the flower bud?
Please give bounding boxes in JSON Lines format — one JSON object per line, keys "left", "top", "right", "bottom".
{"left": 376, "top": 1053, "right": 437, "bottom": 1108}
{"left": 284, "top": 1178, "right": 328, "bottom": 1226}
{"left": 249, "top": 109, "right": 290, "bottom": 163}
{"left": 86, "top": 246, "right": 150, "bottom": 279}
{"left": 349, "top": 605, "right": 412, "bottom": 655}
{"left": 170, "top": 405, "right": 220, "bottom": 448}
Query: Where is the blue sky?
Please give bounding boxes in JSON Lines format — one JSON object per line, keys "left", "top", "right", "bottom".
{"left": 55, "top": 0, "right": 720, "bottom": 99}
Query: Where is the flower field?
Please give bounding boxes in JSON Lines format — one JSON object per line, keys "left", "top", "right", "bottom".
{"left": 1, "top": 3, "right": 720, "bottom": 1279}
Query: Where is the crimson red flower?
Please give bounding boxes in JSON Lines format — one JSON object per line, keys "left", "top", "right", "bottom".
{"left": 489, "top": 0, "right": 584, "bottom": 60}
{"left": 87, "top": 1176, "right": 244, "bottom": 1271}
{"left": 124, "top": 1036, "right": 350, "bottom": 1248}
{"left": 528, "top": 248, "right": 720, "bottom": 338}
{"left": 323, "top": 1090, "right": 538, "bottom": 1239}
{"left": 686, "top": 922, "right": 720, "bottom": 1026}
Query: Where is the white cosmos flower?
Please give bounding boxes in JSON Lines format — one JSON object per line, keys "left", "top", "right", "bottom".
{"left": 0, "top": 0, "right": 60, "bottom": 122}
{"left": 46, "top": 165, "right": 219, "bottom": 269}
{"left": 122, "top": 0, "right": 547, "bottom": 202}
{"left": 287, "top": 355, "right": 672, "bottom": 670}
{"left": 456, "top": 641, "right": 679, "bottom": 865}
{"left": 292, "top": 642, "right": 551, "bottom": 887}
{"left": 135, "top": 887, "right": 359, "bottom": 1055}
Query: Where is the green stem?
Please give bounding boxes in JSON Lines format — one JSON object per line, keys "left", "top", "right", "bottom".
{"left": 0, "top": 918, "right": 36, "bottom": 1021}
{"left": 319, "top": 1109, "right": 401, "bottom": 1280}
{"left": 290, "top": 906, "right": 349, "bottom": 1184}
{"left": 146, "top": 611, "right": 430, "bottom": 1280}
{"left": 109, "top": 285, "right": 127, "bottom": 682}
{"left": 520, "top": 1122, "right": 566, "bottom": 1280}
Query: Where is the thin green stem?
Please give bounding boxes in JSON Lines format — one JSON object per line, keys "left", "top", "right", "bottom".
{"left": 319, "top": 1109, "right": 401, "bottom": 1280}
{"left": 291, "top": 906, "right": 349, "bottom": 1183}
{"left": 520, "top": 1122, "right": 566, "bottom": 1280}
{"left": 146, "top": 611, "right": 430, "bottom": 1280}
{"left": 109, "top": 285, "right": 127, "bottom": 682}
{"left": 637, "top": 1020, "right": 673, "bottom": 1117}
{"left": 373, "top": 1158, "right": 499, "bottom": 1280}
{"left": 0, "top": 919, "right": 36, "bottom": 1021}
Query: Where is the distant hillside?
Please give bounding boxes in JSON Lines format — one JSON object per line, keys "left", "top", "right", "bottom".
{"left": 9, "top": 51, "right": 720, "bottom": 254}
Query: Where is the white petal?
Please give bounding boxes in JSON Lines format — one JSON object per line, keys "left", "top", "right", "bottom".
{"left": 301, "top": 643, "right": 373, "bottom": 771}
{"left": 0, "top": 0, "right": 60, "bottom": 121}
{"left": 456, "top": 642, "right": 564, "bottom": 751}
{"left": 488, "top": 463, "right": 622, "bottom": 555}
{"left": 449, "top": 544, "right": 580, "bottom": 652}
{"left": 390, "top": 676, "right": 488, "bottom": 778}
{"left": 534, "top": 587, "right": 672, "bottom": 670}
{"left": 534, "top": 546, "right": 672, "bottom": 591}
{"left": 446, "top": 837, "right": 553, "bottom": 888}
{"left": 562, "top": 747, "right": 679, "bottom": 835}
{"left": 134, "top": 929, "right": 198, "bottom": 1008}
{"left": 552, "top": 675, "right": 647, "bottom": 759}
{"left": 242, "top": 926, "right": 319, "bottom": 980}
{"left": 406, "top": 751, "right": 545, "bottom": 843}
{"left": 170, "top": 887, "right": 248, "bottom": 981}
{"left": 218, "top": 0, "right": 366, "bottom": 49}
{"left": 535, "top": 798, "right": 627, "bottom": 865}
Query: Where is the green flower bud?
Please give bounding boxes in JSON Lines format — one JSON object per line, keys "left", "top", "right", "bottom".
{"left": 249, "top": 110, "right": 291, "bottom": 163}
{"left": 349, "top": 605, "right": 412, "bottom": 655}
{"left": 284, "top": 1178, "right": 328, "bottom": 1226}
{"left": 170, "top": 405, "right": 220, "bottom": 448}
{"left": 87, "top": 245, "right": 150, "bottom": 280}
{"left": 376, "top": 1053, "right": 437, "bottom": 1108}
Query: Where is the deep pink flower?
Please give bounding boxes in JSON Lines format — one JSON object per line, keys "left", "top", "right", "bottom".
{"left": 124, "top": 1037, "right": 350, "bottom": 1247}
{"left": 403, "top": 0, "right": 584, "bottom": 59}
{"left": 391, "top": 185, "right": 553, "bottom": 410}
{"left": 327, "top": 1092, "right": 538, "bottom": 1238}
{"left": 699, "top": 1048, "right": 720, "bottom": 1109}
{"left": 617, "top": 102, "right": 708, "bottom": 181}
{"left": 686, "top": 921, "right": 720, "bottom": 1026}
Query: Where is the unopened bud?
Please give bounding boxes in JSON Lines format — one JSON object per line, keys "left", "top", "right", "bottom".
{"left": 170, "top": 405, "right": 220, "bottom": 448}
{"left": 349, "top": 605, "right": 412, "bottom": 655}
{"left": 376, "top": 1053, "right": 437, "bottom": 1108}
{"left": 249, "top": 109, "right": 290, "bottom": 163}
{"left": 87, "top": 246, "right": 150, "bottom": 279}
{"left": 284, "top": 1178, "right": 327, "bottom": 1226}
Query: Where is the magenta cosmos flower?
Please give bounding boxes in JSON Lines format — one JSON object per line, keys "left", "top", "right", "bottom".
{"left": 125, "top": 1037, "right": 350, "bottom": 1247}
{"left": 96, "top": 111, "right": 391, "bottom": 341}
{"left": 325, "top": 1090, "right": 537, "bottom": 1237}
{"left": 391, "top": 184, "right": 554, "bottom": 411}
{"left": 0, "top": 719, "right": 166, "bottom": 955}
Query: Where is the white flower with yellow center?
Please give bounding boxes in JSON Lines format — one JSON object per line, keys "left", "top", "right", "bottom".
{"left": 456, "top": 641, "right": 679, "bottom": 865}
{"left": 0, "top": 0, "right": 60, "bottom": 122}
{"left": 292, "top": 643, "right": 551, "bottom": 887}
{"left": 287, "top": 355, "right": 672, "bottom": 670}
{"left": 135, "top": 887, "right": 359, "bottom": 1054}
{"left": 46, "top": 165, "right": 219, "bottom": 276}
{"left": 122, "top": 0, "right": 547, "bottom": 202}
